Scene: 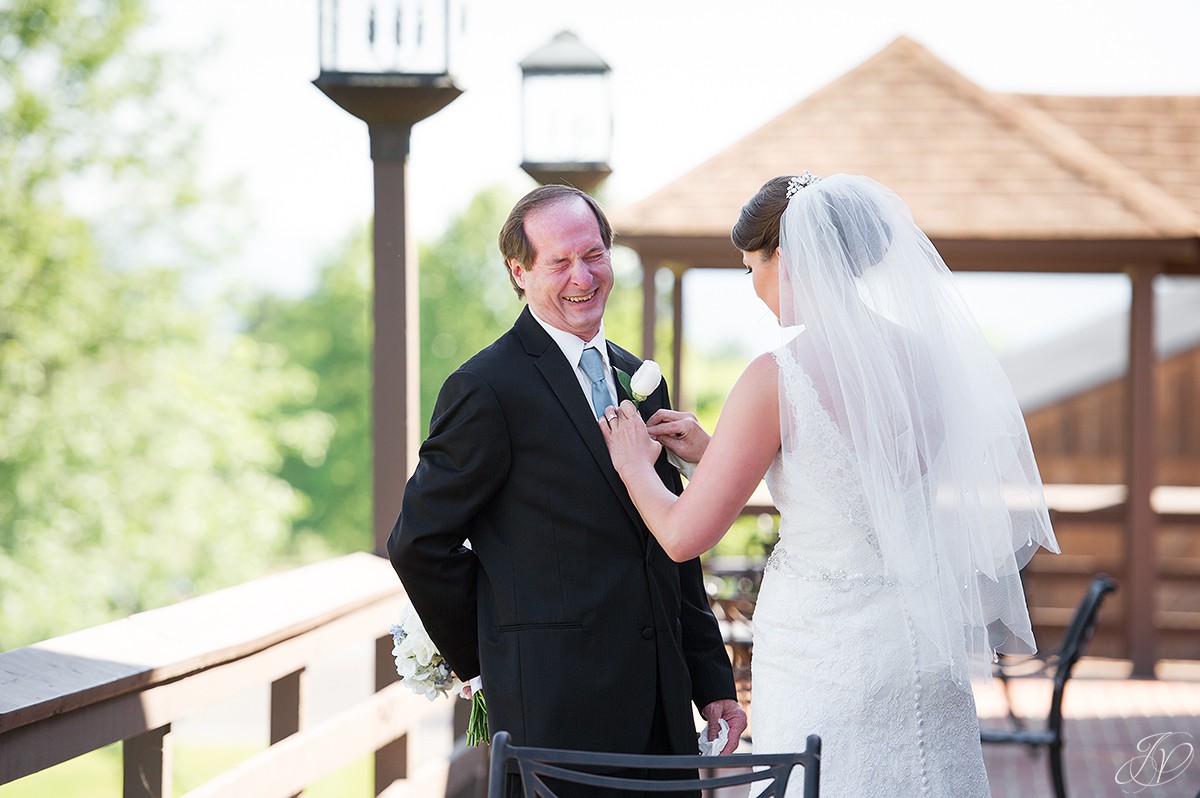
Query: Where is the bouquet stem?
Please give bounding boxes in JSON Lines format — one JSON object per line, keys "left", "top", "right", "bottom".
{"left": 466, "top": 691, "right": 489, "bottom": 747}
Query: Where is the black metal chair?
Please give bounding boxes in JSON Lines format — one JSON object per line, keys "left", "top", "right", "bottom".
{"left": 980, "top": 573, "right": 1118, "bottom": 798}
{"left": 486, "top": 730, "right": 822, "bottom": 798}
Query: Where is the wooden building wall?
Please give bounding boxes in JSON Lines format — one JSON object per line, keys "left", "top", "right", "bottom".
{"left": 1019, "top": 345, "right": 1200, "bottom": 662}
{"left": 1025, "top": 345, "right": 1200, "bottom": 485}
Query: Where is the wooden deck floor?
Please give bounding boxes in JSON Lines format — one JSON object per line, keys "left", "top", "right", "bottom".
{"left": 976, "top": 659, "right": 1200, "bottom": 798}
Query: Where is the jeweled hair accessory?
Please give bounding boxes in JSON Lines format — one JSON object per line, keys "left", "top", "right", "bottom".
{"left": 786, "top": 170, "right": 822, "bottom": 199}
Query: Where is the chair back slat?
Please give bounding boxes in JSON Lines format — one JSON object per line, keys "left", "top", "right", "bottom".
{"left": 1054, "top": 574, "right": 1118, "bottom": 687}
{"left": 487, "top": 731, "right": 822, "bottom": 798}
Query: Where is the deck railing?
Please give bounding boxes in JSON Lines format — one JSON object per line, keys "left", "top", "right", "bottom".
{"left": 0, "top": 552, "right": 473, "bottom": 797}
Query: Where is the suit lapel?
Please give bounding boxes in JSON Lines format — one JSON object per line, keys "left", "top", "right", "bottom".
{"left": 611, "top": 357, "right": 632, "bottom": 405}
{"left": 515, "top": 310, "right": 647, "bottom": 532}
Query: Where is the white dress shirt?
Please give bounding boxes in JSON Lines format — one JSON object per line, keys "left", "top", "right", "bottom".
{"left": 528, "top": 310, "right": 619, "bottom": 417}
{"left": 528, "top": 309, "right": 697, "bottom": 478}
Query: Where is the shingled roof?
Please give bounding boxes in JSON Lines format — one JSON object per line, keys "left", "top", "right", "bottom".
{"left": 613, "top": 36, "right": 1200, "bottom": 266}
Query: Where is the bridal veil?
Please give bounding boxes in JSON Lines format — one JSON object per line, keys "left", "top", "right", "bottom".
{"left": 776, "top": 173, "right": 1060, "bottom": 683}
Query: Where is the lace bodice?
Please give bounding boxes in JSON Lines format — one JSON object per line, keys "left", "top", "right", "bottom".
{"left": 765, "top": 346, "right": 885, "bottom": 584}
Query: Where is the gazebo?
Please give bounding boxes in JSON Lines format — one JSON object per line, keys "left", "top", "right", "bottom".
{"left": 612, "top": 36, "right": 1200, "bottom": 675}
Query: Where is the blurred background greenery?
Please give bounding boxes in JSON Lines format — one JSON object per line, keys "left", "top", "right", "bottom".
{"left": 0, "top": 0, "right": 769, "bottom": 653}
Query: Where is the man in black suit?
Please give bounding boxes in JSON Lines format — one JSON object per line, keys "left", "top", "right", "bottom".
{"left": 388, "top": 185, "right": 745, "bottom": 783}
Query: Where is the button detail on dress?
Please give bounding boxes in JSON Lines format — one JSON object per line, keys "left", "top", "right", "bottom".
{"left": 641, "top": 627, "right": 655, "bottom": 640}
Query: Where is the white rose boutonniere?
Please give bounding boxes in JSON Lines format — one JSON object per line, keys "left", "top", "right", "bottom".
{"left": 617, "top": 359, "right": 663, "bottom": 406}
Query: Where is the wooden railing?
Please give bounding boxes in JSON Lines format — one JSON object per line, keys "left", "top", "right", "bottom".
{"left": 0, "top": 552, "right": 473, "bottom": 797}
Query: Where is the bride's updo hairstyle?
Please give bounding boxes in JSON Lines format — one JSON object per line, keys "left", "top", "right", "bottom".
{"left": 731, "top": 176, "right": 791, "bottom": 254}
{"left": 733, "top": 174, "right": 894, "bottom": 278}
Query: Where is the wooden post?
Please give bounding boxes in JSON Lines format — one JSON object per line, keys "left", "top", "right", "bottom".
{"left": 123, "top": 725, "right": 171, "bottom": 798}
{"left": 642, "top": 259, "right": 657, "bottom": 362}
{"left": 672, "top": 268, "right": 684, "bottom": 406}
{"left": 1126, "top": 265, "right": 1159, "bottom": 677}
{"left": 375, "top": 635, "right": 407, "bottom": 795}
{"left": 370, "top": 126, "right": 421, "bottom": 558}
{"left": 270, "top": 668, "right": 306, "bottom": 798}
{"left": 270, "top": 669, "right": 306, "bottom": 744}
{"left": 312, "top": 70, "right": 461, "bottom": 798}
{"left": 311, "top": 75, "right": 461, "bottom": 557}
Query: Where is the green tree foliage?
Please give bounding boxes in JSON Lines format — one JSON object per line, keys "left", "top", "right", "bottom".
{"left": 242, "top": 187, "right": 521, "bottom": 555}
{"left": 244, "top": 229, "right": 372, "bottom": 553}
{"left": 0, "top": 1, "right": 325, "bottom": 648}
{"left": 418, "top": 186, "right": 524, "bottom": 425}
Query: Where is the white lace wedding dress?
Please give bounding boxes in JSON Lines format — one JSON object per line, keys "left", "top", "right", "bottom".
{"left": 750, "top": 347, "right": 991, "bottom": 797}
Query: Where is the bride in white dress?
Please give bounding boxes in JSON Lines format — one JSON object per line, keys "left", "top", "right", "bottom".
{"left": 601, "top": 173, "right": 1059, "bottom": 797}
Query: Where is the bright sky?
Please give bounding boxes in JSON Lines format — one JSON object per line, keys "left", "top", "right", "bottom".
{"left": 147, "top": 0, "right": 1199, "bottom": 356}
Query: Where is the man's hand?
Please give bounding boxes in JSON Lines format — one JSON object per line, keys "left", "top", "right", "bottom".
{"left": 458, "top": 675, "right": 483, "bottom": 699}
{"left": 701, "top": 699, "right": 748, "bottom": 755}
{"left": 600, "top": 401, "right": 662, "bottom": 478}
{"left": 645, "top": 409, "right": 710, "bottom": 465}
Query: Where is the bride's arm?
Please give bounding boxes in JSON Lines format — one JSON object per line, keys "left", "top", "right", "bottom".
{"left": 602, "top": 352, "right": 781, "bottom": 562}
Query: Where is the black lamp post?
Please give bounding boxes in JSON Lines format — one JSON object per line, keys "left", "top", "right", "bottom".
{"left": 519, "top": 30, "right": 612, "bottom": 193}
{"left": 313, "top": 3, "right": 462, "bottom": 789}
{"left": 314, "top": 0, "right": 461, "bottom": 556}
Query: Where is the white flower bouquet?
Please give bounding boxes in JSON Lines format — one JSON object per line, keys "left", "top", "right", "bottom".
{"left": 390, "top": 603, "right": 489, "bottom": 745}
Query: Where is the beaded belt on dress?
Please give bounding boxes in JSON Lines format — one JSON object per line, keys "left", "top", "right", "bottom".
{"left": 765, "top": 546, "right": 897, "bottom": 589}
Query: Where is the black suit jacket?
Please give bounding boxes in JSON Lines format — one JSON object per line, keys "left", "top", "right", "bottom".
{"left": 388, "top": 307, "right": 734, "bottom": 754}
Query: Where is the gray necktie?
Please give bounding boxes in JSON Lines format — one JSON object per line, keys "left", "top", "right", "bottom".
{"left": 579, "top": 347, "right": 613, "bottom": 420}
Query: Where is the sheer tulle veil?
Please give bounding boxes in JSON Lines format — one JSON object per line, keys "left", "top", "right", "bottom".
{"left": 776, "top": 173, "right": 1060, "bottom": 683}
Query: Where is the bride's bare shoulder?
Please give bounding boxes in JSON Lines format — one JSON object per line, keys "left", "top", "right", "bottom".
{"left": 741, "top": 351, "right": 781, "bottom": 383}
{"left": 714, "top": 352, "right": 782, "bottom": 448}
{"left": 726, "top": 351, "right": 781, "bottom": 408}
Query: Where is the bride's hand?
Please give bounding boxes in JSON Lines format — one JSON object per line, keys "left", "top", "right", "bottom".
{"left": 599, "top": 400, "right": 661, "bottom": 476}
{"left": 645, "top": 408, "right": 710, "bottom": 464}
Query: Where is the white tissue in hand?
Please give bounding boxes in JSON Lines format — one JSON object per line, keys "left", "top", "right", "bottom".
{"left": 698, "top": 717, "right": 729, "bottom": 756}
